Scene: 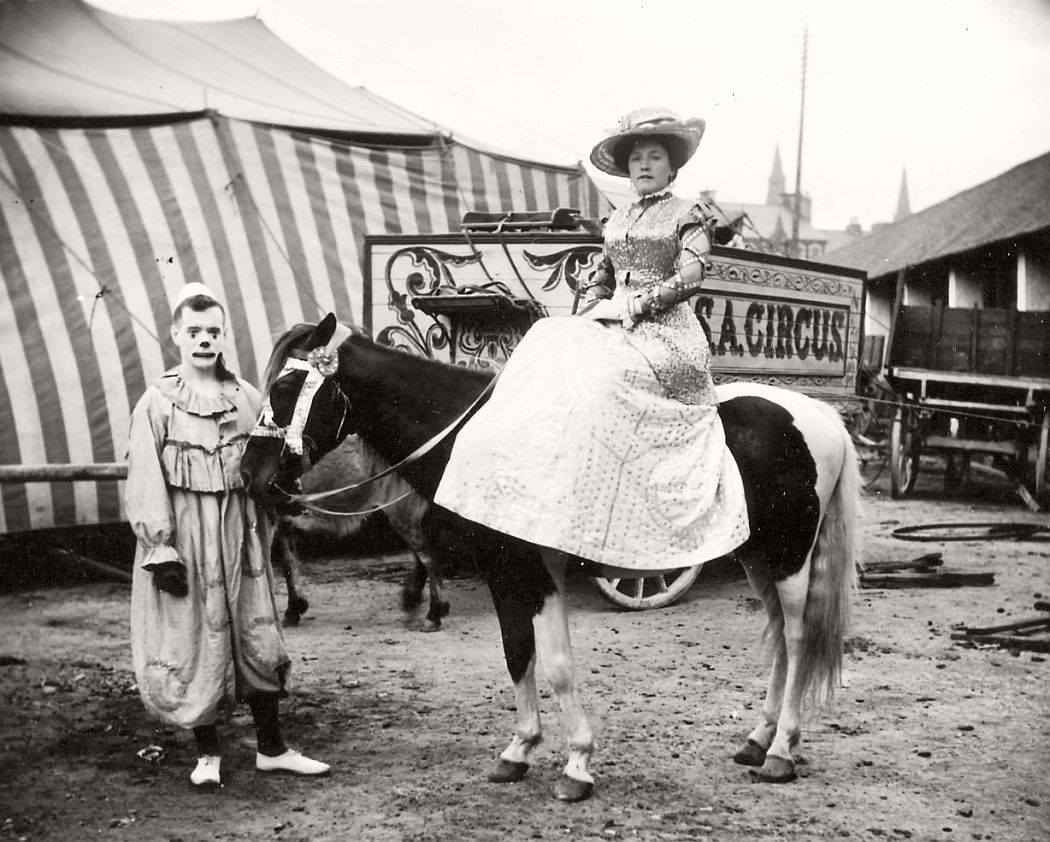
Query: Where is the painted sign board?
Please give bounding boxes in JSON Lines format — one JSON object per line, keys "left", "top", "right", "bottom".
{"left": 364, "top": 232, "right": 865, "bottom": 403}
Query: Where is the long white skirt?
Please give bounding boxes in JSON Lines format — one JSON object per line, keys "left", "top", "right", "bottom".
{"left": 434, "top": 315, "right": 750, "bottom": 570}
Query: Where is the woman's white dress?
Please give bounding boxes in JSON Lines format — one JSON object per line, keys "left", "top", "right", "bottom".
{"left": 434, "top": 193, "right": 750, "bottom": 569}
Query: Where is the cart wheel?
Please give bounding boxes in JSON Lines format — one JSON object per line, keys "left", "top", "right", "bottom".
{"left": 591, "top": 565, "right": 702, "bottom": 610}
{"left": 890, "top": 406, "right": 920, "bottom": 498}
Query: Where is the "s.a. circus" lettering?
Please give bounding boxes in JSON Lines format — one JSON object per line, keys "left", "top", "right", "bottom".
{"left": 694, "top": 295, "right": 848, "bottom": 370}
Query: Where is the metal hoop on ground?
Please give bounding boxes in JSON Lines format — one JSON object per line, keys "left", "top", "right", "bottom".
{"left": 891, "top": 522, "right": 1049, "bottom": 542}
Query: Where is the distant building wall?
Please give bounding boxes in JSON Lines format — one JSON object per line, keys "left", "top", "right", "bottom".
{"left": 1019, "top": 248, "right": 1050, "bottom": 310}
{"left": 949, "top": 266, "right": 984, "bottom": 307}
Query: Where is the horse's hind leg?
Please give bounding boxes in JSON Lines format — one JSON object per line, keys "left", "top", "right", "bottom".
{"left": 755, "top": 568, "right": 812, "bottom": 783}
{"left": 272, "top": 521, "right": 309, "bottom": 627}
{"left": 735, "top": 555, "right": 786, "bottom": 768}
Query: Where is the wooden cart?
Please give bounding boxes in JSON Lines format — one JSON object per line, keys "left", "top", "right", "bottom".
{"left": 885, "top": 303, "right": 1050, "bottom": 503}
{"left": 365, "top": 212, "right": 865, "bottom": 609}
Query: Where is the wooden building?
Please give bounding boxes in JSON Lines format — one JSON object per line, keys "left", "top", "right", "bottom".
{"left": 826, "top": 151, "right": 1050, "bottom": 370}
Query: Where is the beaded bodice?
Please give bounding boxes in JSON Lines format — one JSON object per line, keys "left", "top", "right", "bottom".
{"left": 603, "top": 194, "right": 706, "bottom": 287}
{"left": 600, "top": 192, "right": 717, "bottom": 405}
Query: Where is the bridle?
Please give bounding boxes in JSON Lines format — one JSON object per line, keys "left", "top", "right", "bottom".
{"left": 251, "top": 351, "right": 351, "bottom": 460}
{"left": 250, "top": 328, "right": 500, "bottom": 517}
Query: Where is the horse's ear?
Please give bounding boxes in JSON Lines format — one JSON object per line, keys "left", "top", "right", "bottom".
{"left": 311, "top": 313, "right": 338, "bottom": 348}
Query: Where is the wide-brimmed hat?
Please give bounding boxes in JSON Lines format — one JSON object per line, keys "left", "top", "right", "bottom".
{"left": 589, "top": 107, "right": 706, "bottom": 177}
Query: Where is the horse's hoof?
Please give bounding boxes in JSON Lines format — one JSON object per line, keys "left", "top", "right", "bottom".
{"left": 282, "top": 612, "right": 301, "bottom": 628}
{"left": 749, "top": 755, "right": 797, "bottom": 783}
{"left": 733, "top": 739, "right": 767, "bottom": 767}
{"left": 419, "top": 620, "right": 442, "bottom": 633}
{"left": 487, "top": 759, "right": 529, "bottom": 783}
{"left": 553, "top": 775, "right": 594, "bottom": 803}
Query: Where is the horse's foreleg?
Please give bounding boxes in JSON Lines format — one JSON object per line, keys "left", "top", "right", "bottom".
{"left": 272, "top": 522, "right": 309, "bottom": 627}
{"left": 755, "top": 568, "right": 811, "bottom": 783}
{"left": 401, "top": 551, "right": 426, "bottom": 615}
{"left": 424, "top": 560, "right": 449, "bottom": 630}
{"left": 536, "top": 550, "right": 595, "bottom": 802}
{"left": 485, "top": 553, "right": 544, "bottom": 785}
{"left": 490, "top": 654, "right": 541, "bottom": 783}
{"left": 401, "top": 548, "right": 448, "bottom": 632}
{"left": 391, "top": 506, "right": 449, "bottom": 633}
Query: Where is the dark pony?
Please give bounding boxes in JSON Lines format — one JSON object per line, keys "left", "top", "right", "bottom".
{"left": 262, "top": 323, "right": 452, "bottom": 631}
{"left": 242, "top": 314, "right": 860, "bottom": 801}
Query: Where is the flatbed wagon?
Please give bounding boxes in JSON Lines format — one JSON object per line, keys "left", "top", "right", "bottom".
{"left": 885, "top": 303, "right": 1050, "bottom": 504}
{"left": 364, "top": 210, "right": 867, "bottom": 609}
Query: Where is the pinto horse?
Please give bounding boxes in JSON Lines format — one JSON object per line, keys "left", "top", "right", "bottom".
{"left": 241, "top": 314, "right": 861, "bottom": 802}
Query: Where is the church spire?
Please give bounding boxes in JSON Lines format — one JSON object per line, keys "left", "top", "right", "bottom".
{"left": 767, "top": 145, "right": 786, "bottom": 206}
{"left": 894, "top": 168, "right": 911, "bottom": 221}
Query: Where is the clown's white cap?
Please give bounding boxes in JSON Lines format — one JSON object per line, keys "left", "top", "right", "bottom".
{"left": 171, "top": 282, "right": 222, "bottom": 317}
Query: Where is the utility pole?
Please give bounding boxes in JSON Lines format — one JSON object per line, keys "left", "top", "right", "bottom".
{"left": 790, "top": 28, "right": 808, "bottom": 259}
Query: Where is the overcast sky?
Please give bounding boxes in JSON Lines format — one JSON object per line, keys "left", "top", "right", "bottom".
{"left": 92, "top": 0, "right": 1050, "bottom": 231}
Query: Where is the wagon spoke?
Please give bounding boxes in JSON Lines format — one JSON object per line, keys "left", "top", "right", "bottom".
{"left": 591, "top": 565, "right": 703, "bottom": 611}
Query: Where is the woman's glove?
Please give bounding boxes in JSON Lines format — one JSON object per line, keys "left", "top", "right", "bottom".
{"left": 582, "top": 256, "right": 615, "bottom": 301}
{"left": 149, "top": 561, "right": 188, "bottom": 597}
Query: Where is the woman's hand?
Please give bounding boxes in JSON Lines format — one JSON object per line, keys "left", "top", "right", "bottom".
{"left": 580, "top": 298, "right": 623, "bottom": 322}
{"left": 581, "top": 256, "right": 615, "bottom": 301}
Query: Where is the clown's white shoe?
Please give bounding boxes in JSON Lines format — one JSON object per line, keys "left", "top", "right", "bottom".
{"left": 255, "top": 749, "right": 330, "bottom": 776}
{"left": 190, "top": 755, "right": 221, "bottom": 787}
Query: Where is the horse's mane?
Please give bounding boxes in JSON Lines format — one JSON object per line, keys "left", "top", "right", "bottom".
{"left": 262, "top": 319, "right": 495, "bottom": 397}
{"left": 262, "top": 322, "right": 316, "bottom": 394}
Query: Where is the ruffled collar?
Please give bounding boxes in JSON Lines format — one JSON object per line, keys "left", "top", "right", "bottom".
{"left": 633, "top": 189, "right": 673, "bottom": 208}
{"left": 156, "top": 369, "right": 239, "bottom": 418}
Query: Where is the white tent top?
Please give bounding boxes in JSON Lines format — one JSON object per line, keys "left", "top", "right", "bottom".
{"left": 0, "top": 0, "right": 443, "bottom": 138}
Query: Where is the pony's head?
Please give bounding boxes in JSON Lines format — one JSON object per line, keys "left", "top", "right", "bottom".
{"left": 241, "top": 313, "right": 360, "bottom": 502}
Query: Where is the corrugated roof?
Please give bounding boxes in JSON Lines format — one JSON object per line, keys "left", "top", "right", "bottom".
{"left": 0, "top": 0, "right": 442, "bottom": 137}
{"left": 826, "top": 151, "right": 1050, "bottom": 280}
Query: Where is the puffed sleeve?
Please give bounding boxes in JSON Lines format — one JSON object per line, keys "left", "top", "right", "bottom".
{"left": 677, "top": 199, "right": 717, "bottom": 240}
{"left": 124, "top": 388, "right": 180, "bottom": 571}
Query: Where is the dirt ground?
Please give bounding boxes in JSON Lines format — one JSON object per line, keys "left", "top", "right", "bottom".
{"left": 1, "top": 459, "right": 1048, "bottom": 842}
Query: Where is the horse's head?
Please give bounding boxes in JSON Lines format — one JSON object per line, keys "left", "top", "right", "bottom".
{"left": 241, "top": 313, "right": 358, "bottom": 503}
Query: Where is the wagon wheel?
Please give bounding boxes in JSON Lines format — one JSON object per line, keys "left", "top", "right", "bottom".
{"left": 591, "top": 565, "right": 702, "bottom": 610}
{"left": 890, "top": 406, "right": 920, "bottom": 498}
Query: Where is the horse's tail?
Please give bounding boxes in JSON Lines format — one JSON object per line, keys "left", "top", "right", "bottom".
{"left": 800, "top": 405, "right": 862, "bottom": 706}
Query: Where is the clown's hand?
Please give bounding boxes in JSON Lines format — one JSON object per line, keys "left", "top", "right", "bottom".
{"left": 149, "top": 561, "right": 188, "bottom": 597}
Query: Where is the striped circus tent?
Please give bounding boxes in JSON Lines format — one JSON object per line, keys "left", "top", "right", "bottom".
{"left": 0, "top": 113, "right": 610, "bottom": 533}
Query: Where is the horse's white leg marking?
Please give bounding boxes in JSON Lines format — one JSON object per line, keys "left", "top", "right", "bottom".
{"left": 767, "top": 562, "right": 811, "bottom": 762}
{"left": 500, "top": 655, "right": 542, "bottom": 764}
{"left": 537, "top": 550, "right": 595, "bottom": 785}
{"left": 740, "top": 559, "right": 784, "bottom": 751}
